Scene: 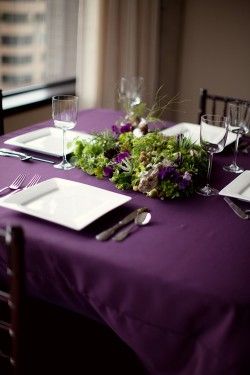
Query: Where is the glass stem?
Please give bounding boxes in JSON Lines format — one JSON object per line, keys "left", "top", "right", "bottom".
{"left": 206, "top": 152, "right": 214, "bottom": 186}
{"left": 62, "top": 129, "right": 67, "bottom": 164}
{"left": 233, "top": 131, "right": 240, "bottom": 167}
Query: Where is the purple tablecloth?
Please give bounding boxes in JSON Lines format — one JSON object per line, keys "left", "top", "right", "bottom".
{"left": 0, "top": 109, "right": 250, "bottom": 375}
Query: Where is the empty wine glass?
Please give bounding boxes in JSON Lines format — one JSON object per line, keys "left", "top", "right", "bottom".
{"left": 223, "top": 102, "right": 250, "bottom": 174}
{"left": 118, "top": 76, "right": 144, "bottom": 116}
{"left": 52, "top": 95, "right": 78, "bottom": 170}
{"left": 197, "top": 114, "right": 229, "bottom": 196}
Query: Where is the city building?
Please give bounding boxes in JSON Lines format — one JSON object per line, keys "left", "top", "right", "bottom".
{"left": 0, "top": 0, "right": 78, "bottom": 91}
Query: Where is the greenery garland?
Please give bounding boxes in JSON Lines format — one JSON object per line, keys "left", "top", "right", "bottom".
{"left": 71, "top": 125, "right": 208, "bottom": 199}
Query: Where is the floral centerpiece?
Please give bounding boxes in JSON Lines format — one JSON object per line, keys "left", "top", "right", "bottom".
{"left": 71, "top": 86, "right": 208, "bottom": 199}
{"left": 71, "top": 96, "right": 207, "bottom": 199}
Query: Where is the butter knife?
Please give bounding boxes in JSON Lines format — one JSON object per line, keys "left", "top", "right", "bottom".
{"left": 96, "top": 207, "right": 149, "bottom": 241}
{"left": 223, "top": 197, "right": 249, "bottom": 219}
{"left": 0, "top": 148, "right": 55, "bottom": 164}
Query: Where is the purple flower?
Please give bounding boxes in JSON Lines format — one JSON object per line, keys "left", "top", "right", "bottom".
{"left": 158, "top": 166, "right": 179, "bottom": 181}
{"left": 183, "top": 171, "right": 192, "bottom": 181}
{"left": 178, "top": 179, "right": 190, "bottom": 190}
{"left": 114, "top": 151, "right": 130, "bottom": 163}
{"left": 178, "top": 172, "right": 192, "bottom": 190}
{"left": 120, "top": 123, "right": 133, "bottom": 133}
{"left": 103, "top": 166, "right": 113, "bottom": 178}
{"left": 112, "top": 124, "right": 120, "bottom": 135}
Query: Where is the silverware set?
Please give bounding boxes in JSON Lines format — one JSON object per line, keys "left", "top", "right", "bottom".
{"left": 0, "top": 148, "right": 55, "bottom": 164}
{"left": 0, "top": 173, "right": 41, "bottom": 198}
{"left": 223, "top": 196, "right": 250, "bottom": 220}
{"left": 96, "top": 207, "right": 151, "bottom": 242}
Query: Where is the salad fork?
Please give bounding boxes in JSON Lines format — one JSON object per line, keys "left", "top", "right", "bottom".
{"left": 22, "top": 174, "right": 41, "bottom": 189}
{"left": 4, "top": 174, "right": 41, "bottom": 198}
{"left": 0, "top": 173, "right": 26, "bottom": 194}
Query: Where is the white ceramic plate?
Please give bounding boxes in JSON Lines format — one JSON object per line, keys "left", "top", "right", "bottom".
{"left": 161, "top": 122, "right": 237, "bottom": 147}
{"left": 0, "top": 178, "right": 132, "bottom": 230}
{"left": 4, "top": 127, "right": 92, "bottom": 157}
{"left": 219, "top": 171, "right": 250, "bottom": 202}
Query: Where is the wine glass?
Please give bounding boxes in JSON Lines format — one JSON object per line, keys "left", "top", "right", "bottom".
{"left": 52, "top": 95, "right": 78, "bottom": 170}
{"left": 118, "top": 76, "right": 144, "bottom": 117}
{"left": 197, "top": 114, "right": 229, "bottom": 196}
{"left": 223, "top": 102, "right": 250, "bottom": 174}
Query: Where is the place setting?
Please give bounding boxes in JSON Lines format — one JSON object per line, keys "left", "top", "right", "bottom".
{"left": 0, "top": 94, "right": 133, "bottom": 234}
{"left": 3, "top": 95, "right": 92, "bottom": 164}
{"left": 197, "top": 102, "right": 250, "bottom": 218}
{"left": 219, "top": 170, "right": 250, "bottom": 219}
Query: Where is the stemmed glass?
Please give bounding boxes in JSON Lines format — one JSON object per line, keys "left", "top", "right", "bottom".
{"left": 118, "top": 76, "right": 144, "bottom": 118}
{"left": 52, "top": 95, "right": 78, "bottom": 170}
{"left": 223, "top": 102, "right": 250, "bottom": 174}
{"left": 197, "top": 114, "right": 229, "bottom": 196}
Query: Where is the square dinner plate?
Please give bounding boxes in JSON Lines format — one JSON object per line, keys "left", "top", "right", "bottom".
{"left": 4, "top": 127, "right": 92, "bottom": 157}
{"left": 0, "top": 178, "right": 132, "bottom": 230}
{"left": 161, "top": 122, "right": 237, "bottom": 147}
{"left": 219, "top": 170, "right": 250, "bottom": 202}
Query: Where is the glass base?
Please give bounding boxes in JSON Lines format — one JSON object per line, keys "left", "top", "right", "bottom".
{"left": 223, "top": 163, "right": 244, "bottom": 174}
{"left": 196, "top": 184, "right": 219, "bottom": 196}
{"left": 54, "top": 160, "right": 75, "bottom": 170}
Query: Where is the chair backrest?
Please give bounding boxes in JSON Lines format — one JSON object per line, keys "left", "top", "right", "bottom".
{"left": 0, "top": 226, "right": 25, "bottom": 375}
{"left": 198, "top": 88, "right": 250, "bottom": 123}
{"left": 0, "top": 90, "right": 4, "bottom": 136}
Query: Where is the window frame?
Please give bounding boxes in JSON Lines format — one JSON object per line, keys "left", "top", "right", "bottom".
{"left": 2, "top": 78, "right": 76, "bottom": 116}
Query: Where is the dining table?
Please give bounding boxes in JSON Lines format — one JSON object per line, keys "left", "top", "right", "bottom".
{"left": 0, "top": 108, "right": 250, "bottom": 375}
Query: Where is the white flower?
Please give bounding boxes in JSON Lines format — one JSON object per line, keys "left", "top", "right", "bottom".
{"left": 133, "top": 128, "right": 144, "bottom": 138}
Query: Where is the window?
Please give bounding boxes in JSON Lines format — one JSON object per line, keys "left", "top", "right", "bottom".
{"left": 34, "top": 13, "right": 45, "bottom": 22}
{"left": 2, "top": 74, "right": 32, "bottom": 84}
{"left": 1, "top": 55, "right": 33, "bottom": 64}
{"left": 0, "top": 12, "right": 28, "bottom": 23}
{"left": 0, "top": 0, "right": 79, "bottom": 91}
{"left": 1, "top": 35, "right": 33, "bottom": 45}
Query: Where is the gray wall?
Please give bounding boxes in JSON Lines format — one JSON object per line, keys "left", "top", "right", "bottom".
{"left": 171, "top": 0, "right": 250, "bottom": 123}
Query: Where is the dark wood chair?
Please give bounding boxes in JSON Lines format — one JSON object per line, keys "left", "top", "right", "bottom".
{"left": 0, "top": 89, "right": 4, "bottom": 136}
{"left": 0, "top": 226, "right": 25, "bottom": 375}
{"left": 198, "top": 88, "right": 250, "bottom": 123}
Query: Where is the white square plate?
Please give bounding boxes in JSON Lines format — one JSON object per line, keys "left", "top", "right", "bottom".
{"left": 0, "top": 178, "right": 132, "bottom": 230}
{"left": 161, "top": 122, "right": 237, "bottom": 147}
{"left": 4, "top": 127, "right": 92, "bottom": 157}
{"left": 219, "top": 171, "right": 250, "bottom": 202}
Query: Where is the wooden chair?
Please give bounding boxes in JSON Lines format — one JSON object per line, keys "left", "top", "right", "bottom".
{"left": 198, "top": 88, "right": 250, "bottom": 123}
{"left": 0, "top": 89, "right": 4, "bottom": 136}
{"left": 0, "top": 226, "right": 25, "bottom": 375}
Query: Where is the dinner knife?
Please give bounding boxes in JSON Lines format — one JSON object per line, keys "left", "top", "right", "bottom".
{"left": 96, "top": 207, "right": 149, "bottom": 241}
{"left": 223, "top": 197, "right": 249, "bottom": 220}
{"left": 0, "top": 148, "right": 55, "bottom": 164}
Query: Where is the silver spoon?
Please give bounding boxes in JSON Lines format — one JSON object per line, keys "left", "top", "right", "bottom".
{"left": 112, "top": 211, "right": 151, "bottom": 241}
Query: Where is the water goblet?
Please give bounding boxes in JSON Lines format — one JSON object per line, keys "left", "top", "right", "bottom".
{"left": 223, "top": 102, "right": 250, "bottom": 174}
{"left": 197, "top": 114, "right": 229, "bottom": 196}
{"left": 52, "top": 95, "right": 78, "bottom": 170}
{"left": 118, "top": 76, "right": 144, "bottom": 117}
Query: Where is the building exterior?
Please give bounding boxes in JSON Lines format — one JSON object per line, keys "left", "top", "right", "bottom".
{"left": 0, "top": 0, "right": 78, "bottom": 91}
{"left": 0, "top": 0, "right": 47, "bottom": 90}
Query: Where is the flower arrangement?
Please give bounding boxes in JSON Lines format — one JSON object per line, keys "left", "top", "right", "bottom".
{"left": 71, "top": 121, "right": 207, "bottom": 199}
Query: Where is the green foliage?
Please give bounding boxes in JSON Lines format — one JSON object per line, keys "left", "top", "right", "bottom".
{"left": 71, "top": 130, "right": 207, "bottom": 199}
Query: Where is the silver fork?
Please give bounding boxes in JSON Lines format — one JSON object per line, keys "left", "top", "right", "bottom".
{"left": 4, "top": 174, "right": 41, "bottom": 198}
{"left": 0, "top": 173, "right": 26, "bottom": 194}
